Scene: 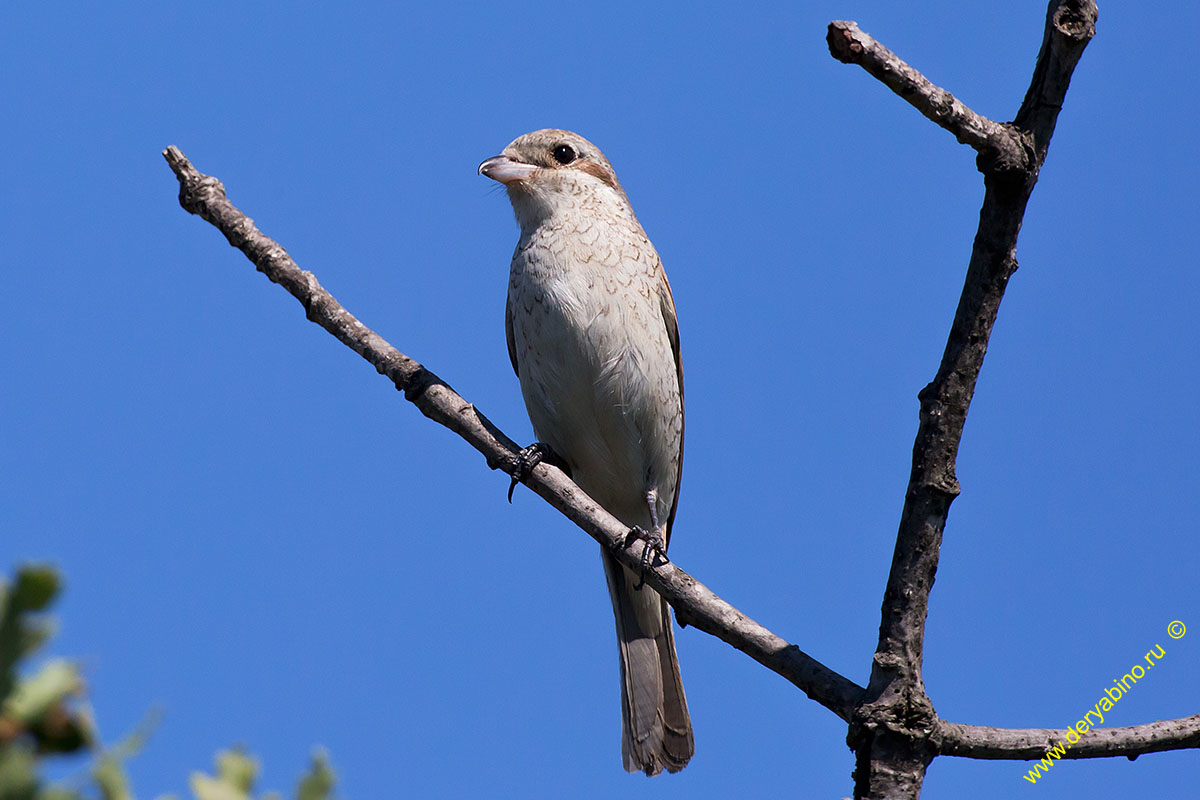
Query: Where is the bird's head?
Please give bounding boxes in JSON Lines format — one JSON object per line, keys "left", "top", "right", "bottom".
{"left": 479, "top": 129, "right": 631, "bottom": 229}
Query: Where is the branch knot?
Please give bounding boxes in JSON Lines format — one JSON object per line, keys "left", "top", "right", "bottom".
{"left": 1053, "top": 1, "right": 1098, "bottom": 40}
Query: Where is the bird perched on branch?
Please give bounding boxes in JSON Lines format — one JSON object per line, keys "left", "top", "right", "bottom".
{"left": 479, "top": 129, "right": 692, "bottom": 775}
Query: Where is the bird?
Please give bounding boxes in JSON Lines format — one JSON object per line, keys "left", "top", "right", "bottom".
{"left": 479, "top": 129, "right": 693, "bottom": 775}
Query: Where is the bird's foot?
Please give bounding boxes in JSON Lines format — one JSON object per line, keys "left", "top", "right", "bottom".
{"left": 626, "top": 526, "right": 669, "bottom": 590}
{"left": 507, "top": 442, "right": 558, "bottom": 503}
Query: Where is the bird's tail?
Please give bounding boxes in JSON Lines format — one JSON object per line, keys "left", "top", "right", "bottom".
{"left": 601, "top": 549, "right": 694, "bottom": 776}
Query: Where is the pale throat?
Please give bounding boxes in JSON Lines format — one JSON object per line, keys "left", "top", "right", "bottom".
{"left": 509, "top": 177, "right": 627, "bottom": 234}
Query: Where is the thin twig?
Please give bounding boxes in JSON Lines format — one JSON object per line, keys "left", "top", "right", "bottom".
{"left": 827, "top": 20, "right": 1014, "bottom": 155}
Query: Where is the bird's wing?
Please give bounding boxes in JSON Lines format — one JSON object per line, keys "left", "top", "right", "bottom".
{"left": 505, "top": 294, "right": 520, "bottom": 377}
{"left": 658, "top": 264, "right": 684, "bottom": 548}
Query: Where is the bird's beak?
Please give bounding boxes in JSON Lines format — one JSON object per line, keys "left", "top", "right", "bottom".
{"left": 478, "top": 155, "right": 538, "bottom": 185}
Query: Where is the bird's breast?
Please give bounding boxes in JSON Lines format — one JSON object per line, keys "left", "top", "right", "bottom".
{"left": 507, "top": 216, "right": 681, "bottom": 522}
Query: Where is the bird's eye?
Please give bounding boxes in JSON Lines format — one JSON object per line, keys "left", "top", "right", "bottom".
{"left": 552, "top": 144, "right": 577, "bottom": 165}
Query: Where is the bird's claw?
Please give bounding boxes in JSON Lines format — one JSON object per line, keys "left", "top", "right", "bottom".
{"left": 507, "top": 442, "right": 552, "bottom": 503}
{"left": 627, "top": 526, "right": 669, "bottom": 590}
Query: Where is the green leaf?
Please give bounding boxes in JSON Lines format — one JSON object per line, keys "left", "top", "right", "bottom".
{"left": 190, "top": 772, "right": 250, "bottom": 800}
{"left": 11, "top": 567, "right": 60, "bottom": 613}
{"left": 296, "top": 749, "right": 336, "bottom": 800}
{"left": 39, "top": 787, "right": 84, "bottom": 800}
{"left": 0, "top": 745, "right": 40, "bottom": 800}
{"left": 1, "top": 566, "right": 63, "bottom": 705}
{"left": 94, "top": 755, "right": 134, "bottom": 800}
{"left": 16, "top": 620, "right": 56, "bottom": 662}
{"left": 189, "top": 748, "right": 258, "bottom": 800}
{"left": 214, "top": 748, "right": 258, "bottom": 793}
{"left": 3, "top": 660, "right": 82, "bottom": 723}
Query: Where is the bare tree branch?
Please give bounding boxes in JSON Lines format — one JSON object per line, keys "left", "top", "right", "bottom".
{"left": 939, "top": 715, "right": 1200, "bottom": 760}
{"left": 160, "top": 145, "right": 865, "bottom": 722}
{"left": 828, "top": 3, "right": 1101, "bottom": 798}
{"left": 826, "top": 20, "right": 1012, "bottom": 154}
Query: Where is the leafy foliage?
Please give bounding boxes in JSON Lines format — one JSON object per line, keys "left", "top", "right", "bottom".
{"left": 0, "top": 566, "right": 336, "bottom": 800}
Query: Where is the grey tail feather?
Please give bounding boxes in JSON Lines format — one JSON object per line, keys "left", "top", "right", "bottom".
{"left": 602, "top": 548, "right": 694, "bottom": 776}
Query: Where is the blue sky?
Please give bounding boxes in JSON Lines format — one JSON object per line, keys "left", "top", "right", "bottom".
{"left": 3, "top": 1, "right": 1197, "bottom": 797}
